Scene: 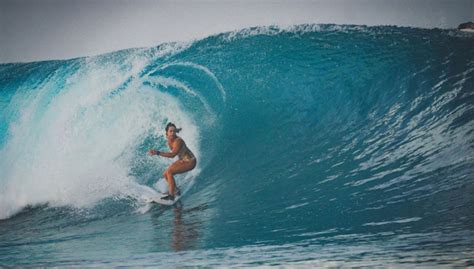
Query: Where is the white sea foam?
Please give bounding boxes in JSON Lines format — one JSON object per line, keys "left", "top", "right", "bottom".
{"left": 146, "top": 76, "right": 214, "bottom": 119}
{"left": 0, "top": 53, "right": 205, "bottom": 220}
{"left": 221, "top": 24, "right": 371, "bottom": 42}
{"left": 157, "top": 61, "right": 227, "bottom": 102}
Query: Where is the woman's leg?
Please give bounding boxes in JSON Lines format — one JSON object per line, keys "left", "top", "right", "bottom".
{"left": 163, "top": 159, "right": 196, "bottom": 196}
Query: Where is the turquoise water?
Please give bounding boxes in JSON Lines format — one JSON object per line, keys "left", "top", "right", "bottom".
{"left": 1, "top": 24, "right": 473, "bottom": 267}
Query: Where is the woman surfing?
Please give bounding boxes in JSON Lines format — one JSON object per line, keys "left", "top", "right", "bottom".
{"left": 148, "top": 123, "right": 197, "bottom": 201}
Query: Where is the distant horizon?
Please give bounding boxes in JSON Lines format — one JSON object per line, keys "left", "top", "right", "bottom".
{"left": 1, "top": 0, "right": 472, "bottom": 64}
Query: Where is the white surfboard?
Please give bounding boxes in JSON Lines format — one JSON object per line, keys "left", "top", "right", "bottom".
{"left": 144, "top": 192, "right": 182, "bottom": 206}
{"left": 145, "top": 175, "right": 195, "bottom": 206}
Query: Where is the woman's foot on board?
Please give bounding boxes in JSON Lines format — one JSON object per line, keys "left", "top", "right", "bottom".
{"left": 161, "top": 194, "right": 175, "bottom": 201}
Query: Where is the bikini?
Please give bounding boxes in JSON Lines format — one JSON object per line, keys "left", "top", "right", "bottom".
{"left": 176, "top": 139, "right": 196, "bottom": 162}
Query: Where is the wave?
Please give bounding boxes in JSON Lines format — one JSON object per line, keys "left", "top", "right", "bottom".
{"left": 0, "top": 24, "right": 473, "bottom": 266}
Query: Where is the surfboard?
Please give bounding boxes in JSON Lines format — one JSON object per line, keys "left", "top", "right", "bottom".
{"left": 145, "top": 192, "right": 182, "bottom": 206}
{"left": 144, "top": 175, "right": 195, "bottom": 206}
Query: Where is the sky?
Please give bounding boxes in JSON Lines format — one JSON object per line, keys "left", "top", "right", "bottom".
{"left": 0, "top": 0, "right": 473, "bottom": 63}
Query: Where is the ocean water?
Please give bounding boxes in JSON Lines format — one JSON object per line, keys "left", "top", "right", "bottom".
{"left": 1, "top": 24, "right": 473, "bottom": 267}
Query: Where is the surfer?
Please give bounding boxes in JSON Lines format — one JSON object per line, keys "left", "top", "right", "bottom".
{"left": 148, "top": 123, "right": 197, "bottom": 201}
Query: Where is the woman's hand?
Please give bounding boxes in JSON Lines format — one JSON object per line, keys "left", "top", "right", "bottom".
{"left": 148, "top": 149, "right": 160, "bottom": 156}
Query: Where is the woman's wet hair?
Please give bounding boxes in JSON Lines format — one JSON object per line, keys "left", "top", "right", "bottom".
{"left": 165, "top": 122, "right": 182, "bottom": 133}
